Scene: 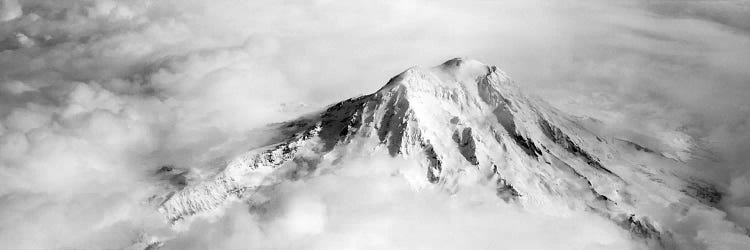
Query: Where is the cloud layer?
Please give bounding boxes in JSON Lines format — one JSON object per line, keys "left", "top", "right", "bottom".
{"left": 0, "top": 0, "right": 749, "bottom": 248}
{"left": 162, "top": 155, "right": 640, "bottom": 250}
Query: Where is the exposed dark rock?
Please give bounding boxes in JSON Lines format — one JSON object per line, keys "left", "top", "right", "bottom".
{"left": 450, "top": 116, "right": 460, "bottom": 124}
{"left": 510, "top": 133, "right": 543, "bottom": 159}
{"left": 496, "top": 178, "right": 520, "bottom": 201}
{"left": 620, "top": 215, "right": 662, "bottom": 242}
{"left": 682, "top": 180, "right": 722, "bottom": 206}
{"left": 318, "top": 95, "right": 369, "bottom": 152}
{"left": 155, "top": 165, "right": 188, "bottom": 190}
{"left": 423, "top": 141, "right": 442, "bottom": 183}
{"left": 477, "top": 72, "right": 513, "bottom": 109}
{"left": 375, "top": 90, "right": 412, "bottom": 156}
{"left": 632, "top": 143, "right": 654, "bottom": 153}
{"left": 491, "top": 165, "right": 521, "bottom": 201}
{"left": 595, "top": 193, "right": 611, "bottom": 202}
{"left": 156, "top": 165, "right": 174, "bottom": 174}
{"left": 552, "top": 154, "right": 617, "bottom": 207}
{"left": 493, "top": 103, "right": 516, "bottom": 133}
{"left": 618, "top": 139, "right": 656, "bottom": 153}
{"left": 539, "top": 118, "right": 615, "bottom": 175}
{"left": 452, "top": 127, "right": 479, "bottom": 165}
{"left": 144, "top": 241, "right": 163, "bottom": 250}
{"left": 169, "top": 174, "right": 188, "bottom": 189}
{"left": 492, "top": 103, "right": 542, "bottom": 158}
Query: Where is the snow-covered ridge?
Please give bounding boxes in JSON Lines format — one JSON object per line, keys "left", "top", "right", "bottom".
{"left": 158, "top": 125, "right": 321, "bottom": 222}
{"left": 157, "top": 58, "right": 731, "bottom": 248}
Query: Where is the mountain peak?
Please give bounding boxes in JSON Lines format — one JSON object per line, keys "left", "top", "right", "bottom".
{"left": 377, "top": 57, "right": 502, "bottom": 99}
{"left": 434, "top": 57, "right": 491, "bottom": 80}
{"left": 156, "top": 58, "right": 729, "bottom": 249}
{"left": 437, "top": 57, "right": 486, "bottom": 70}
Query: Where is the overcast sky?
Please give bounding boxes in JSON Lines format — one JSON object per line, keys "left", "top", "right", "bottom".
{"left": 1, "top": 0, "right": 749, "bottom": 249}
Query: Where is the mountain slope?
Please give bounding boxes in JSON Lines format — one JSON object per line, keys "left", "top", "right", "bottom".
{"left": 155, "top": 58, "right": 738, "bottom": 249}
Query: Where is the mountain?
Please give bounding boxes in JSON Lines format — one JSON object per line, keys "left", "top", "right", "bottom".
{"left": 154, "top": 58, "right": 732, "bottom": 249}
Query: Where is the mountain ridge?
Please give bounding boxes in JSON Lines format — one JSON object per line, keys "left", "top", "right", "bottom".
{"left": 154, "top": 58, "right": 732, "bottom": 249}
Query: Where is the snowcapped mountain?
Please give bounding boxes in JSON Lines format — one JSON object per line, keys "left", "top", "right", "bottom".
{"left": 155, "top": 58, "right": 733, "bottom": 249}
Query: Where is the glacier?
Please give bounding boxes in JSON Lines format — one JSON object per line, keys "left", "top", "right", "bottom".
{"left": 153, "top": 58, "right": 743, "bottom": 249}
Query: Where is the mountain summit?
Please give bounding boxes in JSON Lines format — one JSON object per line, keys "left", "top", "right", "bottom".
{"left": 156, "top": 58, "right": 730, "bottom": 248}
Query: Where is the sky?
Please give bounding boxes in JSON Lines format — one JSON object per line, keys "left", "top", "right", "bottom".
{"left": 0, "top": 0, "right": 749, "bottom": 249}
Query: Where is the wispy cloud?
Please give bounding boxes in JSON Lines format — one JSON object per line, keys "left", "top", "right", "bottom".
{"left": 0, "top": 0, "right": 748, "bottom": 248}
{"left": 162, "top": 154, "right": 639, "bottom": 250}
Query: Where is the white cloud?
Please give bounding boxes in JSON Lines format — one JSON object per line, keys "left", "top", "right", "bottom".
{"left": 162, "top": 155, "right": 640, "bottom": 250}
{"left": 0, "top": 0, "right": 748, "bottom": 248}
{"left": 0, "top": 0, "right": 22, "bottom": 22}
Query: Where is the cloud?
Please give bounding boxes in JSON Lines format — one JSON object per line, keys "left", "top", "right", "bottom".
{"left": 0, "top": 0, "right": 748, "bottom": 248}
{"left": 162, "top": 155, "right": 640, "bottom": 250}
{"left": 0, "top": 0, "right": 22, "bottom": 22}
